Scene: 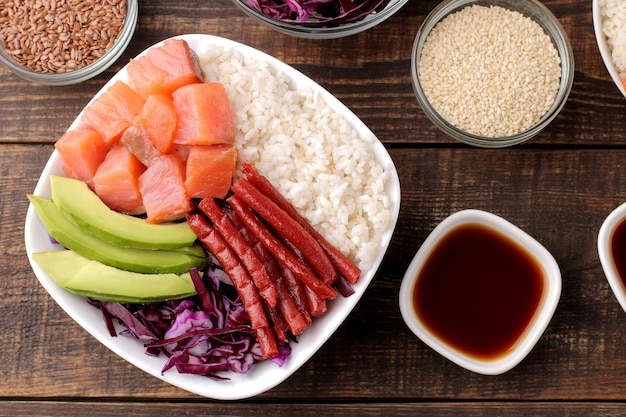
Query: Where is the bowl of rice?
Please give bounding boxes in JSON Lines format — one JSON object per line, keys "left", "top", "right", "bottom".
{"left": 230, "top": 0, "right": 408, "bottom": 39}
{"left": 593, "top": 0, "right": 626, "bottom": 99}
{"left": 411, "top": 0, "right": 574, "bottom": 148}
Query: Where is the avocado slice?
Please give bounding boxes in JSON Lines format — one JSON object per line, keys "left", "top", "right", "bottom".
{"left": 49, "top": 175, "right": 197, "bottom": 250}
{"left": 32, "top": 250, "right": 197, "bottom": 303}
{"left": 28, "top": 194, "right": 206, "bottom": 274}
{"left": 31, "top": 249, "right": 90, "bottom": 287}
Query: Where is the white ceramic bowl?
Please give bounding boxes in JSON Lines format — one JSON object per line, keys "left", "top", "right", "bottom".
{"left": 592, "top": 0, "right": 626, "bottom": 99}
{"left": 399, "top": 209, "right": 561, "bottom": 375}
{"left": 598, "top": 202, "right": 626, "bottom": 314}
{"left": 24, "top": 34, "right": 401, "bottom": 400}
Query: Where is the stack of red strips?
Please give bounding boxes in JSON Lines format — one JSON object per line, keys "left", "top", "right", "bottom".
{"left": 187, "top": 162, "right": 361, "bottom": 359}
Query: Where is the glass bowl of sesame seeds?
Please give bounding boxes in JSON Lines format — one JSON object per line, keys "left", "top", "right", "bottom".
{"left": 411, "top": 0, "right": 574, "bottom": 148}
{"left": 0, "top": 0, "right": 137, "bottom": 86}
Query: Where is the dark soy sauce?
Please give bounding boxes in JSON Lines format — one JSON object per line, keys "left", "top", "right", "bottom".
{"left": 413, "top": 223, "right": 545, "bottom": 360}
{"left": 611, "top": 218, "right": 626, "bottom": 289}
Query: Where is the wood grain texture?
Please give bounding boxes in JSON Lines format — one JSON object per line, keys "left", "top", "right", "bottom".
{"left": 4, "top": 146, "right": 626, "bottom": 401}
{"left": 2, "top": 0, "right": 626, "bottom": 414}
{"left": 2, "top": 402, "right": 626, "bottom": 417}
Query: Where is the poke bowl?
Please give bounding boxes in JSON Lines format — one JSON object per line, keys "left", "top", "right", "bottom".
{"left": 24, "top": 34, "right": 401, "bottom": 399}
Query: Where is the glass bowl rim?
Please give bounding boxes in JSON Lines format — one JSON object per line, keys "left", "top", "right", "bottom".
{"left": 410, "top": 0, "right": 575, "bottom": 148}
{"left": 0, "top": 0, "right": 138, "bottom": 86}
{"left": 230, "top": 0, "right": 409, "bottom": 39}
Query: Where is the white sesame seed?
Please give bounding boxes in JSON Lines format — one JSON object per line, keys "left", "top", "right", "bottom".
{"left": 419, "top": 5, "right": 562, "bottom": 137}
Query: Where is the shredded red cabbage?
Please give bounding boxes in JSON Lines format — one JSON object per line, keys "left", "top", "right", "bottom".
{"left": 335, "top": 275, "right": 355, "bottom": 298}
{"left": 90, "top": 263, "right": 291, "bottom": 380}
{"left": 245, "top": 0, "right": 392, "bottom": 27}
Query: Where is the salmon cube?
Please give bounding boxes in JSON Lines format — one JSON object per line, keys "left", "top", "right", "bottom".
{"left": 54, "top": 129, "right": 107, "bottom": 187}
{"left": 93, "top": 143, "right": 146, "bottom": 215}
{"left": 134, "top": 94, "right": 178, "bottom": 155}
{"left": 120, "top": 125, "right": 161, "bottom": 167}
{"left": 127, "top": 38, "right": 204, "bottom": 98}
{"left": 82, "top": 80, "right": 145, "bottom": 145}
{"left": 172, "top": 82, "right": 234, "bottom": 146}
{"left": 185, "top": 144, "right": 237, "bottom": 199}
{"left": 172, "top": 144, "right": 191, "bottom": 162}
{"left": 139, "top": 153, "right": 193, "bottom": 224}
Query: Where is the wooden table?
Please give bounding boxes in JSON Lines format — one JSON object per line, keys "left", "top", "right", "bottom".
{"left": 2, "top": 0, "right": 626, "bottom": 415}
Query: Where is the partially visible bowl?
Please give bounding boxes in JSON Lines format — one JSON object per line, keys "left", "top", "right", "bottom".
{"left": 592, "top": 0, "right": 626, "bottom": 99}
{"left": 0, "top": 0, "right": 138, "bottom": 86}
{"left": 598, "top": 202, "right": 626, "bottom": 314}
{"left": 411, "top": 0, "right": 574, "bottom": 148}
{"left": 399, "top": 209, "right": 561, "bottom": 375}
{"left": 230, "top": 0, "right": 408, "bottom": 39}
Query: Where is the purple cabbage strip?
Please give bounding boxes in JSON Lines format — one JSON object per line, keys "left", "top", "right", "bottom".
{"left": 335, "top": 275, "right": 355, "bottom": 298}
{"left": 270, "top": 342, "right": 292, "bottom": 367}
{"left": 99, "top": 301, "right": 158, "bottom": 340}
{"left": 90, "top": 264, "right": 291, "bottom": 380}
{"left": 245, "top": 0, "right": 392, "bottom": 27}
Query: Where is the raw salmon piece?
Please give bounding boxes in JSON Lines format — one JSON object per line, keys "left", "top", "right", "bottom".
{"left": 134, "top": 94, "right": 177, "bottom": 155}
{"left": 54, "top": 129, "right": 107, "bottom": 187}
{"left": 120, "top": 125, "right": 161, "bottom": 167}
{"left": 127, "top": 38, "right": 204, "bottom": 98}
{"left": 139, "top": 153, "right": 193, "bottom": 224}
{"left": 93, "top": 143, "right": 146, "bottom": 215}
{"left": 185, "top": 144, "right": 237, "bottom": 199}
{"left": 172, "top": 82, "right": 234, "bottom": 146}
{"left": 172, "top": 144, "right": 191, "bottom": 161}
{"left": 82, "top": 80, "right": 145, "bottom": 145}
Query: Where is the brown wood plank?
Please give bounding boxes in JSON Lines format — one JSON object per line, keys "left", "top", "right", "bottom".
{"left": 1, "top": 401, "right": 626, "bottom": 417}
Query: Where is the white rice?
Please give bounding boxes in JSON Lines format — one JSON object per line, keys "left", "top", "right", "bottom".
{"left": 194, "top": 44, "right": 392, "bottom": 272}
{"left": 599, "top": 0, "right": 626, "bottom": 77}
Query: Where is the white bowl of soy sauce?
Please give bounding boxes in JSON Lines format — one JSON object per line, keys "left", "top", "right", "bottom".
{"left": 399, "top": 209, "right": 561, "bottom": 375}
{"left": 598, "top": 202, "right": 626, "bottom": 315}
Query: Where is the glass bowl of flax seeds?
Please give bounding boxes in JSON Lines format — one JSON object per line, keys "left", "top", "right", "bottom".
{"left": 0, "top": 0, "right": 137, "bottom": 85}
